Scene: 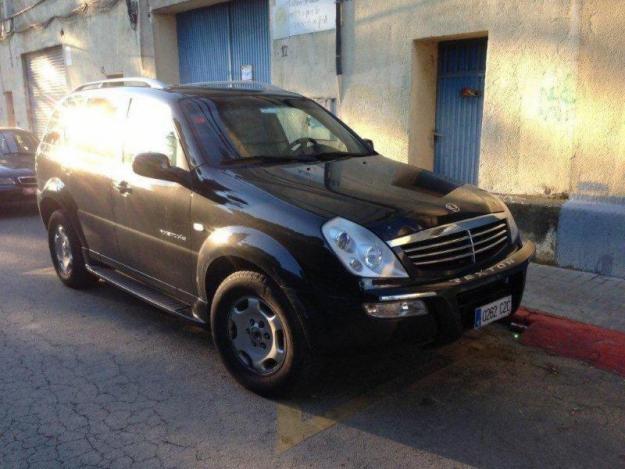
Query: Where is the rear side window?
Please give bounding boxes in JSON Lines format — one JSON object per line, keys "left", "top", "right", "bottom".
{"left": 64, "top": 96, "right": 123, "bottom": 161}
{"left": 39, "top": 95, "right": 125, "bottom": 170}
{"left": 123, "top": 98, "right": 185, "bottom": 168}
{"left": 39, "top": 110, "right": 63, "bottom": 156}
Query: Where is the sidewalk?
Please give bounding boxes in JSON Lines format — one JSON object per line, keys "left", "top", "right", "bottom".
{"left": 523, "top": 263, "right": 625, "bottom": 334}
{"left": 515, "top": 262, "right": 625, "bottom": 378}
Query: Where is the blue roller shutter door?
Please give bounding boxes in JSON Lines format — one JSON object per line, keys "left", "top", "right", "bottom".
{"left": 177, "top": 0, "right": 270, "bottom": 84}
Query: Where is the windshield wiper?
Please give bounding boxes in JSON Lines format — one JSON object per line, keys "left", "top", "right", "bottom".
{"left": 219, "top": 155, "right": 316, "bottom": 166}
{"left": 219, "top": 152, "right": 375, "bottom": 166}
{"left": 309, "top": 151, "right": 374, "bottom": 161}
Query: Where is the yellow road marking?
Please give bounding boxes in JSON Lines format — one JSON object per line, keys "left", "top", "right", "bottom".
{"left": 276, "top": 393, "right": 375, "bottom": 453}
{"left": 22, "top": 266, "right": 55, "bottom": 276}
{"left": 275, "top": 348, "right": 466, "bottom": 454}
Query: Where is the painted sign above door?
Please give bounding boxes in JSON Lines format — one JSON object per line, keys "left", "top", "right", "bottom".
{"left": 273, "top": 0, "right": 336, "bottom": 39}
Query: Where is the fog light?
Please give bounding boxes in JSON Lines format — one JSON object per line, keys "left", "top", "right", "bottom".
{"left": 363, "top": 300, "right": 428, "bottom": 318}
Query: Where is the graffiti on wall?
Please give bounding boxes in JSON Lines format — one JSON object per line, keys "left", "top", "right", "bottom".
{"left": 538, "top": 72, "right": 577, "bottom": 123}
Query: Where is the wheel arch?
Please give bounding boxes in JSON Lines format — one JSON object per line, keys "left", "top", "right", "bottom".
{"left": 39, "top": 196, "right": 64, "bottom": 227}
{"left": 197, "top": 226, "right": 311, "bottom": 311}
{"left": 38, "top": 178, "right": 86, "bottom": 246}
{"left": 203, "top": 255, "right": 266, "bottom": 311}
{"left": 203, "top": 254, "right": 317, "bottom": 352}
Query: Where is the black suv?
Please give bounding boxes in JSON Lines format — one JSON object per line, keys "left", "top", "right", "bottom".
{"left": 36, "top": 78, "right": 534, "bottom": 396}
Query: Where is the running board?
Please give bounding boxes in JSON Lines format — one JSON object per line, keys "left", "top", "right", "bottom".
{"left": 86, "top": 264, "right": 205, "bottom": 325}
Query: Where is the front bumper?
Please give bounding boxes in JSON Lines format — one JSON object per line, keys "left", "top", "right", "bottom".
{"left": 310, "top": 241, "right": 535, "bottom": 351}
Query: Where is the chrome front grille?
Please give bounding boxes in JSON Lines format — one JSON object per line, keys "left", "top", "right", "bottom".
{"left": 17, "top": 176, "right": 37, "bottom": 186}
{"left": 392, "top": 215, "right": 510, "bottom": 272}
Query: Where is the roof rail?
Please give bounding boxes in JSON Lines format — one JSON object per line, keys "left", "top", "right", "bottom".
{"left": 179, "top": 81, "right": 288, "bottom": 93}
{"left": 73, "top": 77, "right": 167, "bottom": 92}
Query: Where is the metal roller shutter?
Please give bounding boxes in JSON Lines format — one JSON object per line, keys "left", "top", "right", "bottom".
{"left": 176, "top": 0, "right": 270, "bottom": 84}
{"left": 177, "top": 3, "right": 231, "bottom": 83}
{"left": 24, "top": 46, "right": 68, "bottom": 137}
{"left": 229, "top": 0, "right": 271, "bottom": 83}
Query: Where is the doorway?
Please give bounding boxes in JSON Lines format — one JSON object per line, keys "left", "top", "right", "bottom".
{"left": 434, "top": 38, "right": 487, "bottom": 185}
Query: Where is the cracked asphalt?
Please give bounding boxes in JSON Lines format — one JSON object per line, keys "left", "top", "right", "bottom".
{"left": 1, "top": 205, "right": 624, "bottom": 469}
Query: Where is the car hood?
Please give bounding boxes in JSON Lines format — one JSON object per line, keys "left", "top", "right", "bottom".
{"left": 228, "top": 155, "right": 506, "bottom": 241}
{"left": 0, "top": 154, "right": 35, "bottom": 176}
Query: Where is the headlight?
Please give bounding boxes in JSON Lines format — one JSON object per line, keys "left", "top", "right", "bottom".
{"left": 322, "top": 217, "right": 408, "bottom": 278}
{"left": 0, "top": 177, "right": 15, "bottom": 185}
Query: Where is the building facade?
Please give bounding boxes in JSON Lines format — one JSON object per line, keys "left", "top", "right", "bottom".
{"left": 0, "top": 0, "right": 623, "bottom": 277}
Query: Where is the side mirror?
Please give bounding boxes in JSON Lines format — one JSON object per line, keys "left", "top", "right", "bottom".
{"left": 363, "top": 138, "right": 375, "bottom": 152}
{"left": 132, "top": 152, "right": 180, "bottom": 182}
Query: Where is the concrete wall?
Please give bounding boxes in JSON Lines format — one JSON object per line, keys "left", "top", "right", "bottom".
{"left": 572, "top": 0, "right": 625, "bottom": 202}
{"left": 0, "top": 0, "right": 143, "bottom": 130}
{"left": 270, "top": 0, "right": 625, "bottom": 277}
{"left": 546, "top": 0, "right": 625, "bottom": 278}
{"left": 0, "top": 0, "right": 623, "bottom": 277}
{"left": 0, "top": 0, "right": 236, "bottom": 131}
{"left": 1, "top": 0, "right": 622, "bottom": 202}
{"left": 272, "top": 0, "right": 586, "bottom": 198}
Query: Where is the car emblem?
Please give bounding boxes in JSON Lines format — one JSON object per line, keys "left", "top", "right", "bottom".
{"left": 445, "top": 202, "right": 460, "bottom": 213}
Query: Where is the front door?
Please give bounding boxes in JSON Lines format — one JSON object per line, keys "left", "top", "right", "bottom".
{"left": 112, "top": 96, "right": 195, "bottom": 299}
{"left": 434, "top": 38, "right": 487, "bottom": 185}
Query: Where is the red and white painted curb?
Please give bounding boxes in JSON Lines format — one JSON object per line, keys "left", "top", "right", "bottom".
{"left": 511, "top": 307, "right": 625, "bottom": 378}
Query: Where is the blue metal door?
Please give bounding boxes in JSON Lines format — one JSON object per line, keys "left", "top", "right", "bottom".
{"left": 230, "top": 0, "right": 271, "bottom": 83}
{"left": 434, "top": 38, "right": 487, "bottom": 185}
{"left": 176, "top": 0, "right": 271, "bottom": 84}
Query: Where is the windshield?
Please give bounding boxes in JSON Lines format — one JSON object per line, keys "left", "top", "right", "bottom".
{"left": 0, "top": 130, "right": 38, "bottom": 156}
{"left": 181, "top": 95, "right": 372, "bottom": 163}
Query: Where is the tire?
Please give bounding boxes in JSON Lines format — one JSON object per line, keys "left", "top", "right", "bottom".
{"left": 210, "top": 271, "right": 317, "bottom": 397}
{"left": 47, "top": 210, "right": 97, "bottom": 289}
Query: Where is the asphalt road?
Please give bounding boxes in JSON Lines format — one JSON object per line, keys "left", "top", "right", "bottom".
{"left": 1, "top": 205, "right": 624, "bottom": 469}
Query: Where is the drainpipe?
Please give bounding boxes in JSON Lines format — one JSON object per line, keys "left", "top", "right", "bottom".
{"left": 138, "top": 0, "right": 156, "bottom": 78}
{"left": 336, "top": 0, "right": 343, "bottom": 103}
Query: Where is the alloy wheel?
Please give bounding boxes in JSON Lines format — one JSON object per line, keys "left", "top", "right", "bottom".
{"left": 227, "top": 296, "right": 287, "bottom": 375}
{"left": 53, "top": 225, "right": 73, "bottom": 277}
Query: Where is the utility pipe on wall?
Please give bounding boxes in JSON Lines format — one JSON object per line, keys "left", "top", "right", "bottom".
{"left": 335, "top": 0, "right": 343, "bottom": 101}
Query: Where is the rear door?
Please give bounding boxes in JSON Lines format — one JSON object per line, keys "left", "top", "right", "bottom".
{"left": 112, "top": 96, "right": 195, "bottom": 299}
{"left": 61, "top": 94, "right": 125, "bottom": 261}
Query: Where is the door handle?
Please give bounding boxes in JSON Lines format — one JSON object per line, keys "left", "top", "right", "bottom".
{"left": 113, "top": 180, "right": 132, "bottom": 195}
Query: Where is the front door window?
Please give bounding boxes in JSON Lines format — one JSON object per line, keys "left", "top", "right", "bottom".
{"left": 123, "top": 98, "right": 185, "bottom": 169}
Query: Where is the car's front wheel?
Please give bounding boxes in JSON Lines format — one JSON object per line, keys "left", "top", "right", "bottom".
{"left": 210, "top": 271, "right": 316, "bottom": 397}
{"left": 47, "top": 210, "right": 96, "bottom": 289}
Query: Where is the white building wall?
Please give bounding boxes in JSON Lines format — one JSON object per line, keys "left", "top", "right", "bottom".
{"left": 0, "top": 0, "right": 143, "bottom": 131}
{"left": 272, "top": 0, "right": 585, "bottom": 198}
{"left": 0, "top": 0, "right": 623, "bottom": 203}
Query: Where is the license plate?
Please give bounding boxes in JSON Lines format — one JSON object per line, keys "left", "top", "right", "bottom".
{"left": 474, "top": 295, "right": 512, "bottom": 328}
{"left": 22, "top": 187, "right": 36, "bottom": 196}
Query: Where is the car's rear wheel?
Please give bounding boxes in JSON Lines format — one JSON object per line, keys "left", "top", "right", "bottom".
{"left": 47, "top": 210, "right": 96, "bottom": 289}
{"left": 210, "top": 271, "right": 316, "bottom": 397}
